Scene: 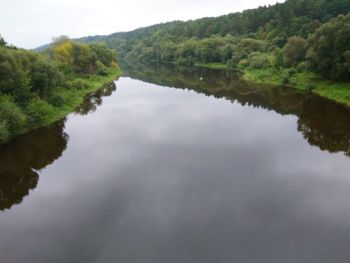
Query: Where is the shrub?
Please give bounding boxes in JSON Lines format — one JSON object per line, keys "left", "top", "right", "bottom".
{"left": 26, "top": 98, "right": 54, "bottom": 126}
{"left": 47, "top": 94, "right": 65, "bottom": 107}
{"left": 96, "top": 61, "right": 108, "bottom": 76}
{"left": 226, "top": 59, "right": 236, "bottom": 68}
{"left": 283, "top": 36, "right": 307, "bottom": 67}
{"left": 248, "top": 52, "right": 271, "bottom": 69}
{"left": 237, "top": 59, "right": 249, "bottom": 69}
{"left": 271, "top": 47, "right": 284, "bottom": 68}
{"left": 0, "top": 95, "right": 26, "bottom": 135}
{"left": 0, "top": 120, "right": 9, "bottom": 144}
{"left": 63, "top": 79, "right": 89, "bottom": 90}
{"left": 29, "top": 56, "right": 61, "bottom": 98}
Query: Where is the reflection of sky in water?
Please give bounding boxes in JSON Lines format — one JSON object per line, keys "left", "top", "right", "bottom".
{"left": 1, "top": 78, "right": 350, "bottom": 263}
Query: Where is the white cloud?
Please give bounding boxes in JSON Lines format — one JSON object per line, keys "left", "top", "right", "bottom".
{"left": 0, "top": 0, "right": 282, "bottom": 49}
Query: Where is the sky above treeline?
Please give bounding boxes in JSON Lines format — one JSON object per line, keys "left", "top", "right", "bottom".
{"left": 0, "top": 0, "right": 283, "bottom": 49}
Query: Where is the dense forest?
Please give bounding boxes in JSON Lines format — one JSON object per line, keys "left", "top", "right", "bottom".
{"left": 0, "top": 36, "right": 119, "bottom": 144}
{"left": 78, "top": 0, "right": 350, "bottom": 82}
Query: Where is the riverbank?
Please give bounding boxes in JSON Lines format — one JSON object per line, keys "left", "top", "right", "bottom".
{"left": 194, "top": 63, "right": 350, "bottom": 107}
{"left": 46, "top": 67, "right": 121, "bottom": 125}
{"left": 1, "top": 68, "right": 120, "bottom": 145}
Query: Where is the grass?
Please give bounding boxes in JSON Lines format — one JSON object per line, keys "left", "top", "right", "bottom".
{"left": 193, "top": 62, "right": 350, "bottom": 107}
{"left": 195, "top": 62, "right": 233, "bottom": 70}
{"left": 41, "top": 67, "right": 120, "bottom": 126}
{"left": 243, "top": 68, "right": 350, "bottom": 107}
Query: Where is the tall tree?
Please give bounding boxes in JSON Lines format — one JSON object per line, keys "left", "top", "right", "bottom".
{"left": 307, "top": 13, "right": 350, "bottom": 80}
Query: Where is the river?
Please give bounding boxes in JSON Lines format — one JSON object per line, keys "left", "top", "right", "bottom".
{"left": 1, "top": 63, "right": 350, "bottom": 262}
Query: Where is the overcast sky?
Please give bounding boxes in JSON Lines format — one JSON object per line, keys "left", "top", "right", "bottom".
{"left": 0, "top": 0, "right": 283, "bottom": 49}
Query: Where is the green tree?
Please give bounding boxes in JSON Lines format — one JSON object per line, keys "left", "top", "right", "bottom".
{"left": 90, "top": 43, "right": 117, "bottom": 66}
{"left": 29, "top": 56, "right": 61, "bottom": 98}
{"left": 283, "top": 36, "right": 307, "bottom": 67}
{"left": 26, "top": 98, "right": 54, "bottom": 126}
{"left": 0, "top": 47, "right": 32, "bottom": 103}
{"left": 0, "top": 95, "right": 26, "bottom": 135}
{"left": 0, "top": 35, "right": 6, "bottom": 46}
{"left": 271, "top": 47, "right": 284, "bottom": 68}
{"left": 307, "top": 13, "right": 350, "bottom": 80}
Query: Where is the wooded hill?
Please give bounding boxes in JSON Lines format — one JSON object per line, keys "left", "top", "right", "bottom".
{"left": 76, "top": 0, "right": 350, "bottom": 82}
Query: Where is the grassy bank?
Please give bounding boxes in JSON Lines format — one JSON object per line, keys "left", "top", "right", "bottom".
{"left": 193, "top": 63, "right": 350, "bottom": 107}
{"left": 45, "top": 67, "right": 121, "bottom": 125}
{"left": 1, "top": 68, "right": 120, "bottom": 145}
{"left": 194, "top": 62, "right": 234, "bottom": 70}
{"left": 243, "top": 68, "right": 350, "bottom": 107}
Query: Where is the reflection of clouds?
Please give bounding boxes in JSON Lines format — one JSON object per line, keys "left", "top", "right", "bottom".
{"left": 123, "top": 63, "right": 350, "bottom": 158}
{"left": 1, "top": 76, "right": 350, "bottom": 262}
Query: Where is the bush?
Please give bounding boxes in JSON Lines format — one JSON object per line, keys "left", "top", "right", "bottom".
{"left": 226, "top": 59, "right": 236, "bottom": 68}
{"left": 48, "top": 37, "right": 117, "bottom": 75}
{"left": 0, "top": 120, "right": 9, "bottom": 144}
{"left": 63, "top": 79, "right": 89, "bottom": 90}
{"left": 0, "top": 35, "right": 6, "bottom": 47}
{"left": 0, "top": 95, "right": 26, "bottom": 135}
{"left": 237, "top": 59, "right": 249, "bottom": 69}
{"left": 248, "top": 52, "right": 271, "bottom": 69}
{"left": 47, "top": 94, "right": 65, "bottom": 107}
{"left": 283, "top": 36, "right": 307, "bottom": 67}
{"left": 96, "top": 61, "right": 108, "bottom": 76}
{"left": 271, "top": 47, "right": 284, "bottom": 68}
{"left": 176, "top": 57, "right": 194, "bottom": 66}
{"left": 90, "top": 44, "right": 117, "bottom": 67}
{"left": 29, "top": 56, "right": 61, "bottom": 98}
{"left": 26, "top": 98, "right": 54, "bottom": 126}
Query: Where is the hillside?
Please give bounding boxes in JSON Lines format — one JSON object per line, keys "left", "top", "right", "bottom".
{"left": 76, "top": 0, "right": 350, "bottom": 61}
{"left": 36, "top": 0, "right": 350, "bottom": 106}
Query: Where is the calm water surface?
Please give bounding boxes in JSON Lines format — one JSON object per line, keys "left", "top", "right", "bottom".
{"left": 1, "top": 64, "right": 350, "bottom": 262}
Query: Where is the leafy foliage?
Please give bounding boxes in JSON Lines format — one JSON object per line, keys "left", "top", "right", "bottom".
{"left": 77, "top": 0, "right": 350, "bottom": 82}
{"left": 0, "top": 36, "right": 118, "bottom": 144}
{"left": 0, "top": 35, "right": 6, "bottom": 47}
{"left": 307, "top": 13, "right": 350, "bottom": 80}
{"left": 26, "top": 98, "right": 54, "bottom": 126}
{"left": 0, "top": 96, "right": 26, "bottom": 135}
{"left": 48, "top": 37, "right": 117, "bottom": 75}
{"left": 283, "top": 36, "right": 307, "bottom": 67}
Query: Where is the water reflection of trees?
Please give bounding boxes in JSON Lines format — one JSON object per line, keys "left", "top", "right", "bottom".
{"left": 75, "top": 81, "right": 117, "bottom": 115}
{"left": 122, "top": 62, "right": 350, "bottom": 157}
{"left": 0, "top": 81, "right": 117, "bottom": 211}
{"left": 298, "top": 99, "right": 350, "bottom": 156}
{"left": 0, "top": 121, "right": 68, "bottom": 210}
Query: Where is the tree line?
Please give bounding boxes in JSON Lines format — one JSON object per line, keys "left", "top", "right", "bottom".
{"left": 0, "top": 36, "right": 118, "bottom": 144}
{"left": 79, "top": 0, "right": 350, "bottom": 81}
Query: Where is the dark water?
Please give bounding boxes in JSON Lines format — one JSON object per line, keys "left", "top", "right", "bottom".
{"left": 1, "top": 64, "right": 350, "bottom": 263}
